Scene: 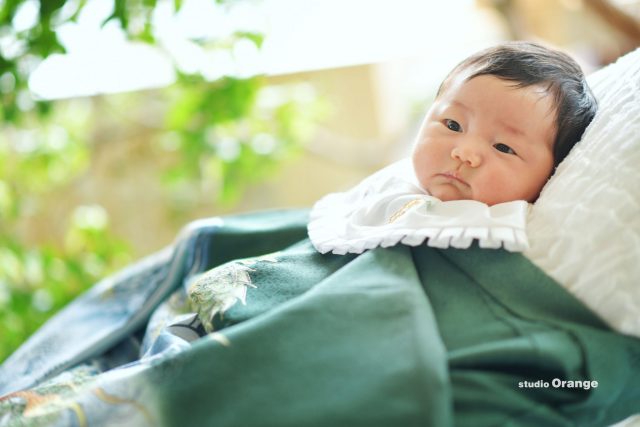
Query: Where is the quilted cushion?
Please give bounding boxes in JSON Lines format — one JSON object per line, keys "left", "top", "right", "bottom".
{"left": 525, "top": 47, "right": 640, "bottom": 337}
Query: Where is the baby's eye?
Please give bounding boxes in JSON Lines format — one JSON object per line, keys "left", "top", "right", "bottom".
{"left": 444, "top": 119, "right": 462, "bottom": 132}
{"left": 493, "top": 143, "right": 517, "bottom": 155}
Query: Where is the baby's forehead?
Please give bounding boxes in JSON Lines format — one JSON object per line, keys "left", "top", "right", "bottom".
{"left": 438, "top": 73, "right": 558, "bottom": 116}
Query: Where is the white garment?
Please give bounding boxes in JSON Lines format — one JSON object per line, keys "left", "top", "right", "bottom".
{"left": 308, "top": 158, "right": 530, "bottom": 255}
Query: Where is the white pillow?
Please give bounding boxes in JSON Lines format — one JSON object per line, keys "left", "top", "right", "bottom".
{"left": 525, "top": 47, "right": 640, "bottom": 337}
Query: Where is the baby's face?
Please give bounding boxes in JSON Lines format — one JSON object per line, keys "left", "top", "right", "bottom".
{"left": 411, "top": 74, "right": 556, "bottom": 205}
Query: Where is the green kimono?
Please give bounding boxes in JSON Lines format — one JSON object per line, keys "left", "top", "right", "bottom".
{"left": 0, "top": 209, "right": 638, "bottom": 426}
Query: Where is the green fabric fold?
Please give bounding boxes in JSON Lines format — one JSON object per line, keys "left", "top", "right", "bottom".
{"left": 156, "top": 244, "right": 453, "bottom": 427}
{"left": 415, "top": 245, "right": 640, "bottom": 426}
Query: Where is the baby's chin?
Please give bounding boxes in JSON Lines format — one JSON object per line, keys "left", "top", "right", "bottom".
{"left": 425, "top": 184, "right": 470, "bottom": 203}
{"left": 435, "top": 192, "right": 532, "bottom": 206}
{"left": 425, "top": 183, "right": 539, "bottom": 205}
{"left": 427, "top": 186, "right": 508, "bottom": 205}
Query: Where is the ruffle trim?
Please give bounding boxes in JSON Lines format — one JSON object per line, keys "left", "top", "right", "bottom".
{"left": 309, "top": 206, "right": 529, "bottom": 255}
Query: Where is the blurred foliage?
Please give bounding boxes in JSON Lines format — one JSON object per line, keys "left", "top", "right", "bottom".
{"left": 0, "top": 0, "right": 320, "bottom": 362}
{"left": 0, "top": 116, "right": 132, "bottom": 363}
{"left": 164, "top": 74, "right": 320, "bottom": 206}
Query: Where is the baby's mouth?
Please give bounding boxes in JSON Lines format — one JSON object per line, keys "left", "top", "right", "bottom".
{"left": 438, "top": 171, "right": 469, "bottom": 187}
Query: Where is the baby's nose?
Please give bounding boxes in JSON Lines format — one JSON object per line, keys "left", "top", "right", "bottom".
{"left": 451, "top": 145, "right": 481, "bottom": 167}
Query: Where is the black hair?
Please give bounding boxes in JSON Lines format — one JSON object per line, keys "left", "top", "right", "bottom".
{"left": 437, "top": 41, "right": 597, "bottom": 168}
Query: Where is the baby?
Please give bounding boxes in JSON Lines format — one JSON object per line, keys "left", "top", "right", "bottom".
{"left": 412, "top": 41, "right": 597, "bottom": 205}
{"left": 309, "top": 42, "right": 597, "bottom": 254}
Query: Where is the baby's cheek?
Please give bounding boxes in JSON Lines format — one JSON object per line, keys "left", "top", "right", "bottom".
{"left": 411, "top": 150, "right": 429, "bottom": 184}
{"left": 475, "top": 173, "right": 524, "bottom": 205}
{"left": 412, "top": 140, "right": 438, "bottom": 167}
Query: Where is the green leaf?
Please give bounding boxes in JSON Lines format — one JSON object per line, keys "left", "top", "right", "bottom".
{"left": 0, "top": 0, "right": 21, "bottom": 25}
{"left": 140, "top": 21, "right": 155, "bottom": 43}
{"left": 68, "top": 0, "right": 88, "bottom": 23}
{"left": 103, "top": 0, "right": 128, "bottom": 29}
{"left": 235, "top": 31, "right": 264, "bottom": 49}
{"left": 39, "top": 0, "right": 66, "bottom": 20}
{"left": 203, "top": 76, "right": 262, "bottom": 124}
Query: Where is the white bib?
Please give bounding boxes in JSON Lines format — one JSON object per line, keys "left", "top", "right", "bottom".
{"left": 308, "top": 158, "right": 530, "bottom": 255}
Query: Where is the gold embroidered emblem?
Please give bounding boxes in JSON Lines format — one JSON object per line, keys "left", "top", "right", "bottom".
{"left": 388, "top": 198, "right": 425, "bottom": 223}
{"left": 188, "top": 253, "right": 279, "bottom": 333}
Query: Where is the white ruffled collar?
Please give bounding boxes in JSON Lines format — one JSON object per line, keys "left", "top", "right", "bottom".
{"left": 308, "top": 158, "right": 530, "bottom": 254}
